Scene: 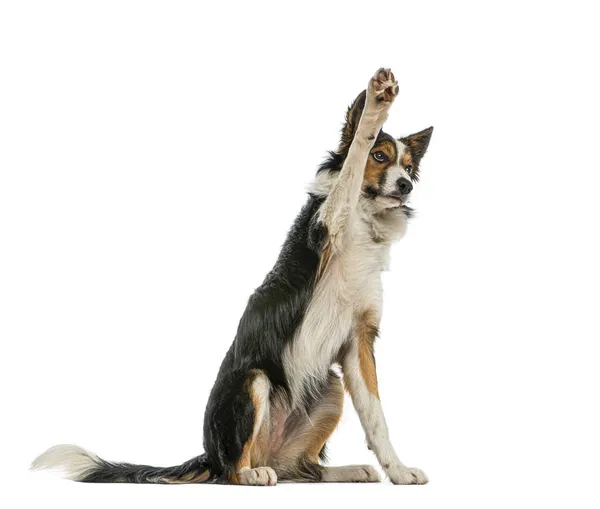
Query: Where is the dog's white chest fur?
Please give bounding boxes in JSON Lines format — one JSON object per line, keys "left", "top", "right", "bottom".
{"left": 283, "top": 214, "right": 390, "bottom": 406}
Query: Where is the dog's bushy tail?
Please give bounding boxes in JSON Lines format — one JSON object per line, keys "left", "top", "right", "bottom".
{"left": 31, "top": 445, "right": 212, "bottom": 484}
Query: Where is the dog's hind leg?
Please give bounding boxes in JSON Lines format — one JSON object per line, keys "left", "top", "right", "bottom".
{"left": 230, "top": 370, "right": 277, "bottom": 486}
{"left": 204, "top": 369, "right": 277, "bottom": 486}
{"left": 272, "top": 373, "right": 380, "bottom": 483}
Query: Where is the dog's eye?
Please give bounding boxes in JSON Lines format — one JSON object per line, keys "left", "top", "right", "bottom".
{"left": 372, "top": 151, "right": 387, "bottom": 163}
{"left": 406, "top": 165, "right": 413, "bottom": 175}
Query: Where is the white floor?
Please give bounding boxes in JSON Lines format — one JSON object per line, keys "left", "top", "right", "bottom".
{"left": 13, "top": 469, "right": 597, "bottom": 509}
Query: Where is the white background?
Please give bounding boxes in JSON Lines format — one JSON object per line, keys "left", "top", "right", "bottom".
{"left": 1, "top": 1, "right": 599, "bottom": 508}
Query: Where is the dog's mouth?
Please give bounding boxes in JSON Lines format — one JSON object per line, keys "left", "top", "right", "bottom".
{"left": 376, "top": 193, "right": 405, "bottom": 208}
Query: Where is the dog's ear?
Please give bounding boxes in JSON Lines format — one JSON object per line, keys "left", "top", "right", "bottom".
{"left": 338, "top": 90, "right": 367, "bottom": 153}
{"left": 400, "top": 126, "right": 434, "bottom": 167}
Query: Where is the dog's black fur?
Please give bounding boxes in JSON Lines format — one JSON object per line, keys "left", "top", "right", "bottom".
{"left": 203, "top": 194, "right": 328, "bottom": 481}
{"left": 72, "top": 194, "right": 330, "bottom": 484}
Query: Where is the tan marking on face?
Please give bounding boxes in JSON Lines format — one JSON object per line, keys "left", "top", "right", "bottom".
{"left": 363, "top": 140, "right": 397, "bottom": 192}
{"left": 356, "top": 309, "right": 380, "bottom": 398}
{"left": 401, "top": 150, "right": 413, "bottom": 169}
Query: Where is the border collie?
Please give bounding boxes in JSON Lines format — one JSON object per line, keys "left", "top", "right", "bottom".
{"left": 32, "top": 68, "right": 433, "bottom": 486}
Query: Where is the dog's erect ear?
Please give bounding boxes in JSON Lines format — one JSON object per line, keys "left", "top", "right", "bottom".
{"left": 338, "top": 90, "right": 367, "bottom": 153}
{"left": 400, "top": 126, "right": 434, "bottom": 166}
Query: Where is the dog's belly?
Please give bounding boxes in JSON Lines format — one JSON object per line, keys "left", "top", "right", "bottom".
{"left": 282, "top": 232, "right": 387, "bottom": 406}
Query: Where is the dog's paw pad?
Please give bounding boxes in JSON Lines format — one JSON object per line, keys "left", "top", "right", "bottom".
{"left": 369, "top": 68, "right": 399, "bottom": 103}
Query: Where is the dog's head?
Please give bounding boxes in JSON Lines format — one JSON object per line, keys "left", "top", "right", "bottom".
{"left": 315, "top": 90, "right": 433, "bottom": 212}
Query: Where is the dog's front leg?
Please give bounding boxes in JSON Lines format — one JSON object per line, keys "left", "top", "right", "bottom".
{"left": 318, "top": 68, "right": 398, "bottom": 253}
{"left": 341, "top": 312, "right": 428, "bottom": 485}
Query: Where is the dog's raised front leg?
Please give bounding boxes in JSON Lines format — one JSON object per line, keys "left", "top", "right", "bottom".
{"left": 318, "top": 68, "right": 398, "bottom": 253}
{"left": 341, "top": 310, "right": 428, "bottom": 485}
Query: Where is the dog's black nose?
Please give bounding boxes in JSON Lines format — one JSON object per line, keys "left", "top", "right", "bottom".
{"left": 397, "top": 178, "right": 413, "bottom": 195}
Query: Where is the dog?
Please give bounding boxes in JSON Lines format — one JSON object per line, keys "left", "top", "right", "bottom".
{"left": 32, "top": 68, "right": 433, "bottom": 486}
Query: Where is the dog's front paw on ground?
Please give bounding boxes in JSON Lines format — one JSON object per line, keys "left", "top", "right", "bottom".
{"left": 368, "top": 67, "right": 399, "bottom": 104}
{"left": 237, "top": 466, "right": 278, "bottom": 486}
{"left": 387, "top": 466, "right": 428, "bottom": 485}
{"left": 355, "top": 465, "right": 381, "bottom": 482}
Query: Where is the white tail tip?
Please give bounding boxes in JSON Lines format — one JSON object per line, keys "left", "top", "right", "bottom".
{"left": 31, "top": 444, "right": 101, "bottom": 481}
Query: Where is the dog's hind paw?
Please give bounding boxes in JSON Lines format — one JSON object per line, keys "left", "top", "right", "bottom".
{"left": 237, "top": 466, "right": 278, "bottom": 486}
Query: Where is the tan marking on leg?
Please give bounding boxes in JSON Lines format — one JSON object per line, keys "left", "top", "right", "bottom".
{"left": 304, "top": 377, "right": 344, "bottom": 462}
{"left": 230, "top": 370, "right": 270, "bottom": 484}
{"left": 356, "top": 309, "right": 380, "bottom": 398}
{"left": 250, "top": 415, "right": 270, "bottom": 467}
{"left": 269, "top": 376, "right": 344, "bottom": 476}
{"left": 232, "top": 444, "right": 253, "bottom": 482}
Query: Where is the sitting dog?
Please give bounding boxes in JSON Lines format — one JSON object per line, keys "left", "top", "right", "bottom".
{"left": 33, "top": 68, "right": 433, "bottom": 486}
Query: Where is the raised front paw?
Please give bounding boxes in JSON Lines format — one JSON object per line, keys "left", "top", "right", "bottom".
{"left": 368, "top": 68, "right": 399, "bottom": 105}
{"left": 386, "top": 465, "right": 428, "bottom": 485}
